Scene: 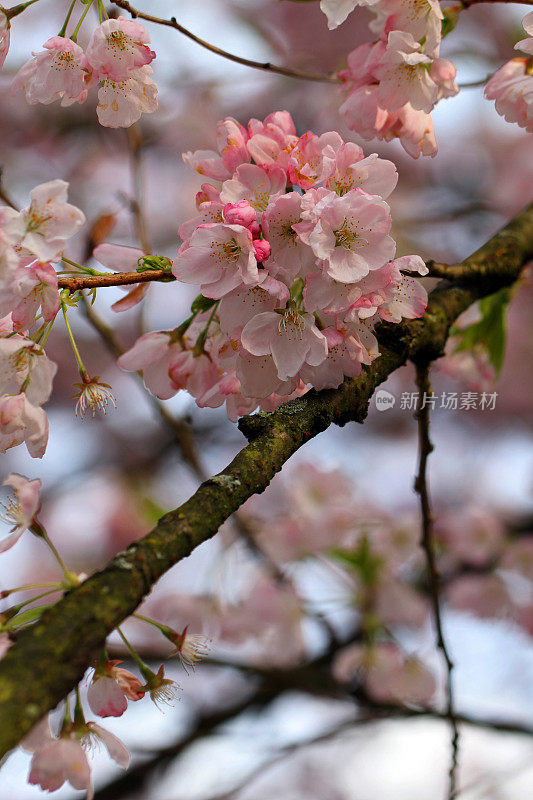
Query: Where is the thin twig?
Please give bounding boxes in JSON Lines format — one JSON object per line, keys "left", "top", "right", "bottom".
{"left": 58, "top": 269, "right": 171, "bottom": 291}
{"left": 127, "top": 123, "right": 152, "bottom": 256}
{"left": 414, "top": 362, "right": 459, "bottom": 800}
{"left": 111, "top": 0, "right": 339, "bottom": 84}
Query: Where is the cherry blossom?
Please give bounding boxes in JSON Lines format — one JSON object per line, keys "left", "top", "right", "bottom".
{"left": 262, "top": 192, "right": 317, "bottom": 282}
{"left": 118, "top": 331, "right": 195, "bottom": 400}
{"left": 514, "top": 10, "right": 533, "bottom": 56}
{"left": 0, "top": 179, "right": 85, "bottom": 263}
{"left": 172, "top": 222, "right": 260, "bottom": 298}
{"left": 0, "top": 334, "right": 56, "bottom": 405}
{"left": 241, "top": 309, "right": 327, "bottom": 382}
{"left": 324, "top": 143, "right": 398, "bottom": 199}
{"left": 374, "top": 31, "right": 441, "bottom": 113}
{"left": 0, "top": 473, "right": 41, "bottom": 553}
{"left": 0, "top": 393, "right": 48, "bottom": 457}
{"left": 298, "top": 189, "right": 396, "bottom": 282}
{"left": 320, "top": 0, "right": 379, "bottom": 30}
{"left": 88, "top": 660, "right": 145, "bottom": 718}
{"left": 485, "top": 59, "right": 533, "bottom": 134}
{"left": 13, "top": 37, "right": 90, "bottom": 108}
{"left": 86, "top": 18, "right": 155, "bottom": 82}
{"left": 96, "top": 65, "right": 158, "bottom": 128}
{"left": 370, "top": 0, "right": 444, "bottom": 58}
{"left": 246, "top": 110, "right": 298, "bottom": 168}
{"left": 220, "top": 164, "right": 286, "bottom": 215}
{"left": 6, "top": 263, "right": 60, "bottom": 331}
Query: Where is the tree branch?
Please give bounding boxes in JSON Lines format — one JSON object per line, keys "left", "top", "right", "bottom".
{"left": 0, "top": 203, "right": 532, "bottom": 756}
{"left": 57, "top": 269, "right": 172, "bottom": 291}
{"left": 111, "top": 0, "right": 340, "bottom": 84}
{"left": 414, "top": 362, "right": 459, "bottom": 800}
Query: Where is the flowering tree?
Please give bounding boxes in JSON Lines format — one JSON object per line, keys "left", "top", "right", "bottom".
{"left": 0, "top": 1, "right": 532, "bottom": 798}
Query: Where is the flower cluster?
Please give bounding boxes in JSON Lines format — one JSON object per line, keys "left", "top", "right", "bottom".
{"left": 119, "top": 112, "right": 428, "bottom": 420}
{"left": 12, "top": 17, "right": 158, "bottom": 128}
{"left": 335, "top": 0, "right": 458, "bottom": 157}
{"left": 484, "top": 12, "right": 533, "bottom": 134}
{"left": 0, "top": 179, "right": 85, "bottom": 457}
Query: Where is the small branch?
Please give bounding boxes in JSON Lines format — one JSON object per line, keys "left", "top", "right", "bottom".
{"left": 414, "top": 362, "right": 459, "bottom": 800}
{"left": 127, "top": 123, "right": 152, "bottom": 256}
{"left": 111, "top": 0, "right": 339, "bottom": 84}
{"left": 58, "top": 269, "right": 172, "bottom": 291}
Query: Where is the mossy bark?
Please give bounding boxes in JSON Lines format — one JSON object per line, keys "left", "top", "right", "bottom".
{"left": 0, "top": 203, "right": 532, "bottom": 755}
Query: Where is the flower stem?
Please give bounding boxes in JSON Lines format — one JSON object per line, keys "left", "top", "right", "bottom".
{"left": 61, "top": 296, "right": 87, "bottom": 376}
{"left": 30, "top": 520, "right": 71, "bottom": 580}
{"left": 117, "top": 627, "right": 149, "bottom": 673}
{"left": 133, "top": 612, "right": 172, "bottom": 637}
{"left": 70, "top": 0, "right": 95, "bottom": 42}
{"left": 58, "top": 0, "right": 77, "bottom": 36}
{"left": 4, "top": 0, "right": 40, "bottom": 21}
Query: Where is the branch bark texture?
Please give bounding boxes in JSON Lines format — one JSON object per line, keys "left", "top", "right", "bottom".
{"left": 0, "top": 204, "right": 532, "bottom": 755}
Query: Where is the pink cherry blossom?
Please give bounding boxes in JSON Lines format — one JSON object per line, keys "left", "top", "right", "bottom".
{"left": 172, "top": 223, "right": 260, "bottom": 299}
{"left": 8, "top": 263, "right": 60, "bottom": 331}
{"left": 241, "top": 309, "right": 327, "bottom": 381}
{"left": 86, "top": 17, "right": 155, "bottom": 81}
{"left": 93, "top": 243, "right": 148, "bottom": 312}
{"left": 320, "top": 0, "right": 379, "bottom": 30}
{"left": 375, "top": 31, "right": 439, "bottom": 113}
{"left": 514, "top": 10, "right": 533, "bottom": 55}
{"left": 247, "top": 110, "right": 298, "bottom": 169}
{"left": 88, "top": 660, "right": 145, "bottom": 717}
{"left": 29, "top": 737, "right": 93, "bottom": 798}
{"left": 0, "top": 393, "right": 48, "bottom": 457}
{"left": 236, "top": 350, "right": 296, "bottom": 399}
{"left": 370, "top": 0, "right": 444, "bottom": 58}
{"left": 183, "top": 149, "right": 232, "bottom": 181}
{"left": 298, "top": 189, "right": 396, "bottom": 282}
{"left": 216, "top": 117, "right": 251, "bottom": 173}
{"left": 118, "top": 331, "right": 194, "bottom": 400}
{"left": 430, "top": 58, "right": 459, "bottom": 100}
{"left": 218, "top": 277, "right": 289, "bottom": 336}
{"left": 220, "top": 164, "right": 286, "bottom": 215}
{"left": 0, "top": 11, "right": 10, "bottom": 70}
{"left": 0, "top": 334, "right": 56, "bottom": 405}
{"left": 0, "top": 179, "right": 85, "bottom": 263}
{"left": 96, "top": 65, "right": 158, "bottom": 128}
{"left": 13, "top": 36, "right": 90, "bottom": 107}
{"left": 485, "top": 59, "right": 533, "bottom": 133}
{"left": 262, "top": 192, "right": 317, "bottom": 282}
{"left": 287, "top": 130, "right": 343, "bottom": 189}
{"left": 0, "top": 473, "right": 41, "bottom": 553}
{"left": 301, "top": 320, "right": 378, "bottom": 390}
{"left": 324, "top": 143, "right": 398, "bottom": 199}
{"left": 222, "top": 200, "right": 257, "bottom": 228}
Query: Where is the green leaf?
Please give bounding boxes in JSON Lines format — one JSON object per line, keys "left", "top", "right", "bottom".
{"left": 329, "top": 536, "right": 383, "bottom": 587}
{"left": 191, "top": 294, "right": 217, "bottom": 314}
{"left": 451, "top": 287, "right": 512, "bottom": 375}
{"left": 7, "top": 603, "right": 53, "bottom": 629}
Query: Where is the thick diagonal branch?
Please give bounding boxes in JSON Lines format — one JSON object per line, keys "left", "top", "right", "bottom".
{"left": 0, "top": 203, "right": 532, "bottom": 756}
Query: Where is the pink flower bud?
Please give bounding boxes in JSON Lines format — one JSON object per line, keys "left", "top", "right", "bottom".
{"left": 249, "top": 221, "right": 261, "bottom": 238}
{"left": 253, "top": 239, "right": 271, "bottom": 262}
{"left": 223, "top": 200, "right": 256, "bottom": 227}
